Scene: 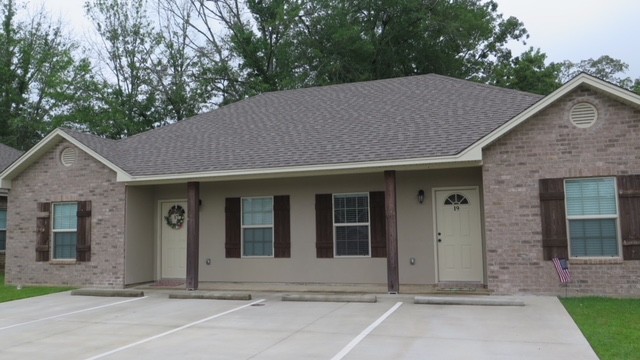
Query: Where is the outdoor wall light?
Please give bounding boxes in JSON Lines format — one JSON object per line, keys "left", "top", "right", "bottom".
{"left": 417, "top": 189, "right": 425, "bottom": 204}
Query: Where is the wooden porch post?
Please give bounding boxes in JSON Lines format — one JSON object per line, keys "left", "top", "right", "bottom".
{"left": 384, "top": 170, "right": 400, "bottom": 293}
{"left": 186, "top": 182, "right": 200, "bottom": 290}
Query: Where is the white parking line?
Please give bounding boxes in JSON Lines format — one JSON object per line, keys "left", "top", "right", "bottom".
{"left": 0, "top": 296, "right": 147, "bottom": 331}
{"left": 331, "top": 302, "right": 403, "bottom": 360}
{"left": 85, "top": 298, "right": 266, "bottom": 360}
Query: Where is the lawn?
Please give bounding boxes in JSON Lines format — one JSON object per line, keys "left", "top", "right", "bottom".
{"left": 561, "top": 297, "right": 640, "bottom": 360}
{"left": 0, "top": 274, "right": 73, "bottom": 303}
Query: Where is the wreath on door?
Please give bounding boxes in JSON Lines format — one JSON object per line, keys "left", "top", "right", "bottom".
{"left": 164, "top": 204, "right": 185, "bottom": 230}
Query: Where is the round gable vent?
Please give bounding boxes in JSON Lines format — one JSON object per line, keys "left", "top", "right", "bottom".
{"left": 570, "top": 103, "right": 597, "bottom": 128}
{"left": 60, "top": 147, "right": 77, "bottom": 167}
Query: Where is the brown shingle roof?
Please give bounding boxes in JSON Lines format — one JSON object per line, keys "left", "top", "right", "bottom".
{"left": 65, "top": 74, "right": 543, "bottom": 176}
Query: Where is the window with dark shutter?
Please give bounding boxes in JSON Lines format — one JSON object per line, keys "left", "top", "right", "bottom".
{"left": 618, "top": 175, "right": 640, "bottom": 260}
{"left": 36, "top": 202, "right": 51, "bottom": 262}
{"left": 52, "top": 203, "right": 78, "bottom": 259}
{"left": 369, "top": 191, "right": 387, "bottom": 258}
{"left": 76, "top": 201, "right": 91, "bottom": 262}
{"left": 273, "top": 195, "right": 290, "bottom": 258}
{"left": 315, "top": 194, "right": 333, "bottom": 258}
{"left": 539, "top": 178, "right": 568, "bottom": 260}
{"left": 225, "top": 198, "right": 241, "bottom": 258}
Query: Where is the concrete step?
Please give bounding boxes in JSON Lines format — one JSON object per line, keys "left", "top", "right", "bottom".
{"left": 415, "top": 296, "right": 524, "bottom": 306}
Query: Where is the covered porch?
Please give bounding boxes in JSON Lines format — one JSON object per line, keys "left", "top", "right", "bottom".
{"left": 123, "top": 167, "right": 486, "bottom": 293}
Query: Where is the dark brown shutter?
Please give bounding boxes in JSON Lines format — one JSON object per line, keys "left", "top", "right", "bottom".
{"left": 539, "top": 178, "right": 568, "bottom": 260}
{"left": 273, "top": 195, "right": 290, "bottom": 258}
{"left": 618, "top": 175, "right": 640, "bottom": 260}
{"left": 225, "top": 197, "right": 241, "bottom": 258}
{"left": 369, "top": 191, "right": 387, "bottom": 257}
{"left": 315, "top": 194, "right": 333, "bottom": 258}
{"left": 36, "top": 202, "right": 51, "bottom": 262}
{"left": 76, "top": 201, "right": 92, "bottom": 262}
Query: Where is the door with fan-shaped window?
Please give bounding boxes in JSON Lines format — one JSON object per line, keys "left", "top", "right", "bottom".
{"left": 435, "top": 189, "right": 483, "bottom": 282}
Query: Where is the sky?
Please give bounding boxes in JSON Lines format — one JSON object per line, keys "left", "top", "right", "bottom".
{"left": 498, "top": 0, "right": 640, "bottom": 78}
{"left": 29, "top": 0, "right": 640, "bottom": 79}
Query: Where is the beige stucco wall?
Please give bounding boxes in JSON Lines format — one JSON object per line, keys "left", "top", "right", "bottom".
{"left": 124, "top": 186, "right": 155, "bottom": 284}
{"left": 6, "top": 141, "right": 126, "bottom": 287}
{"left": 146, "top": 167, "right": 483, "bottom": 287}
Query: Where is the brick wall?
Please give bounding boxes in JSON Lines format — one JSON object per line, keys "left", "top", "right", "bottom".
{"left": 6, "top": 141, "right": 126, "bottom": 287}
{"left": 0, "top": 196, "right": 6, "bottom": 271}
{"left": 483, "top": 86, "right": 640, "bottom": 296}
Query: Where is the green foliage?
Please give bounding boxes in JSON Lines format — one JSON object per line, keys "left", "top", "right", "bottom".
{"left": 0, "top": 0, "right": 96, "bottom": 149}
{"left": 85, "top": 0, "right": 163, "bottom": 137}
{"left": 84, "top": 0, "right": 213, "bottom": 137}
{"left": 296, "top": 0, "right": 529, "bottom": 85}
{"left": 561, "top": 297, "right": 640, "bottom": 360}
{"left": 490, "top": 47, "right": 562, "bottom": 95}
{"left": 0, "top": 274, "right": 73, "bottom": 303}
{"left": 1, "top": 0, "right": 639, "bottom": 145}
{"left": 561, "top": 55, "right": 640, "bottom": 94}
{"left": 184, "top": 0, "right": 306, "bottom": 103}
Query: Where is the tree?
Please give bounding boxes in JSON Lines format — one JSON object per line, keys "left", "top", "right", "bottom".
{"left": 151, "top": 0, "right": 211, "bottom": 121}
{"left": 85, "top": 0, "right": 163, "bottom": 138}
{"left": 489, "top": 48, "right": 562, "bottom": 95}
{"left": 85, "top": 0, "right": 214, "bottom": 137}
{"left": 0, "top": 0, "right": 97, "bottom": 149}
{"left": 168, "top": 0, "right": 531, "bottom": 102}
{"left": 561, "top": 55, "right": 640, "bottom": 94}
{"left": 170, "top": 0, "right": 305, "bottom": 103}
{"left": 296, "top": 0, "right": 529, "bottom": 85}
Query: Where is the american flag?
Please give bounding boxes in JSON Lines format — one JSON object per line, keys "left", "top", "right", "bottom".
{"left": 552, "top": 257, "right": 571, "bottom": 284}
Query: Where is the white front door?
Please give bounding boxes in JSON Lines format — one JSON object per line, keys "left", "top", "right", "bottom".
{"left": 161, "top": 201, "right": 187, "bottom": 279}
{"left": 435, "top": 188, "right": 483, "bottom": 282}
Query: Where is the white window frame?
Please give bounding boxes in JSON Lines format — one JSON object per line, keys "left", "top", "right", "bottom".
{"left": 0, "top": 208, "right": 6, "bottom": 253}
{"left": 564, "top": 177, "right": 622, "bottom": 259}
{"left": 333, "top": 192, "right": 371, "bottom": 257}
{"left": 51, "top": 202, "right": 78, "bottom": 260}
{"left": 241, "top": 196, "right": 274, "bottom": 258}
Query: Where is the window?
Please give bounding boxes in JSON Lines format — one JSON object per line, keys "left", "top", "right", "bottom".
{"left": 52, "top": 203, "right": 78, "bottom": 259}
{"left": 565, "top": 178, "right": 620, "bottom": 257}
{"left": 242, "top": 197, "right": 273, "bottom": 257}
{"left": 444, "top": 194, "right": 469, "bottom": 205}
{"left": 0, "top": 209, "right": 6, "bottom": 252}
{"left": 334, "top": 193, "right": 370, "bottom": 256}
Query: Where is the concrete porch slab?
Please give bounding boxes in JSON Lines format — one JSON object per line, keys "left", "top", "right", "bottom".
{"left": 70, "top": 288, "right": 145, "bottom": 297}
{"left": 415, "top": 295, "right": 525, "bottom": 306}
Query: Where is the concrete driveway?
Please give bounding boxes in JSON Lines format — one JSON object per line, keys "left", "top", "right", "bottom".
{"left": 0, "top": 291, "right": 597, "bottom": 359}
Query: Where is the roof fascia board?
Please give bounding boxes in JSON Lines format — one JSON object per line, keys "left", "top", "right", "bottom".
{"left": 0, "top": 129, "right": 132, "bottom": 188}
{"left": 461, "top": 74, "right": 640, "bottom": 156}
{"left": 125, "top": 157, "right": 483, "bottom": 185}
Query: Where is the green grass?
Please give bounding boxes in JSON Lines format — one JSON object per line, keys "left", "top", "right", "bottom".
{"left": 0, "top": 273, "right": 73, "bottom": 303}
{"left": 561, "top": 297, "right": 640, "bottom": 360}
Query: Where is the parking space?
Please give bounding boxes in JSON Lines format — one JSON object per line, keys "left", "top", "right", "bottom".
{"left": 0, "top": 291, "right": 597, "bottom": 359}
